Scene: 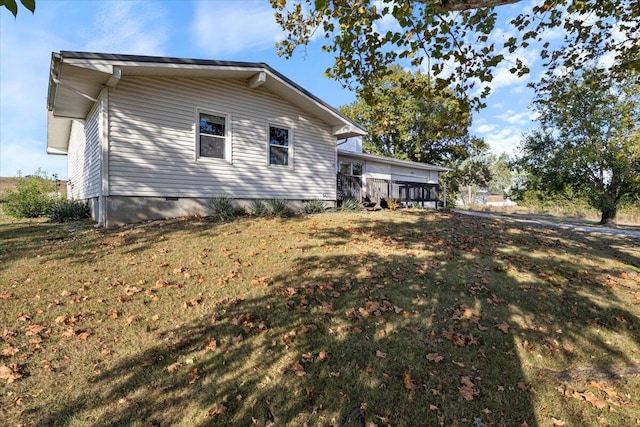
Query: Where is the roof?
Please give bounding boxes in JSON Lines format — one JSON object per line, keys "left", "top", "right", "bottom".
{"left": 338, "top": 149, "right": 452, "bottom": 173}
{"left": 47, "top": 51, "right": 367, "bottom": 155}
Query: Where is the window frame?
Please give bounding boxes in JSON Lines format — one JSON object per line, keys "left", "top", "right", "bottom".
{"left": 195, "top": 109, "right": 231, "bottom": 162}
{"left": 267, "top": 123, "right": 293, "bottom": 168}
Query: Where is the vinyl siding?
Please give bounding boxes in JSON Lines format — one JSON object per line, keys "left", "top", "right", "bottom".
{"left": 67, "top": 97, "right": 101, "bottom": 200}
{"left": 107, "top": 77, "right": 336, "bottom": 200}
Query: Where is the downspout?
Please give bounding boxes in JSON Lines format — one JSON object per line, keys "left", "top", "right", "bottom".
{"left": 100, "top": 66, "right": 120, "bottom": 226}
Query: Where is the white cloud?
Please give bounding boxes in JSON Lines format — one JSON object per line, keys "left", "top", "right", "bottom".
{"left": 82, "top": 1, "right": 168, "bottom": 55}
{"left": 475, "top": 124, "right": 496, "bottom": 134}
{"left": 483, "top": 127, "right": 523, "bottom": 157}
{"left": 190, "top": 1, "right": 284, "bottom": 56}
{"left": 496, "top": 109, "right": 538, "bottom": 126}
{"left": 372, "top": 1, "right": 402, "bottom": 35}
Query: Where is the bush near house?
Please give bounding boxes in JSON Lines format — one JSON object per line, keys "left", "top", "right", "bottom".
{"left": 47, "top": 199, "right": 91, "bottom": 223}
{"left": 2, "top": 172, "right": 60, "bottom": 218}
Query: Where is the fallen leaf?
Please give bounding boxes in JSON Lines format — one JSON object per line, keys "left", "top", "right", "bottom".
{"left": 205, "top": 339, "right": 218, "bottom": 352}
{"left": 589, "top": 381, "right": 617, "bottom": 398}
{"left": 188, "top": 367, "right": 200, "bottom": 384}
{"left": 572, "top": 390, "right": 606, "bottom": 409}
{"left": 403, "top": 370, "right": 419, "bottom": 390}
{"left": 124, "top": 286, "right": 143, "bottom": 296}
{"left": 375, "top": 350, "right": 387, "bottom": 358}
{"left": 25, "top": 324, "right": 45, "bottom": 336}
{"left": 290, "top": 362, "right": 306, "bottom": 377}
{"left": 426, "top": 353, "right": 444, "bottom": 363}
{"left": 1, "top": 345, "right": 19, "bottom": 356}
{"left": 496, "top": 322, "right": 510, "bottom": 334}
{"left": 165, "top": 362, "right": 182, "bottom": 373}
{"left": 76, "top": 330, "right": 91, "bottom": 340}
{"left": 208, "top": 403, "right": 227, "bottom": 415}
{"left": 459, "top": 376, "right": 479, "bottom": 401}
{"left": 0, "top": 364, "right": 23, "bottom": 383}
{"left": 320, "top": 301, "right": 334, "bottom": 314}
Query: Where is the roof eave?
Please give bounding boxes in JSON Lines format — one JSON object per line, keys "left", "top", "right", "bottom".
{"left": 338, "top": 149, "right": 452, "bottom": 172}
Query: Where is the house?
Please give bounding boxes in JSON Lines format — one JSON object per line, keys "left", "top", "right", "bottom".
{"left": 47, "top": 51, "right": 449, "bottom": 226}
{"left": 337, "top": 148, "right": 449, "bottom": 209}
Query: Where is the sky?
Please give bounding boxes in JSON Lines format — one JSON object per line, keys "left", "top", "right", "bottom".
{"left": 0, "top": 0, "right": 543, "bottom": 180}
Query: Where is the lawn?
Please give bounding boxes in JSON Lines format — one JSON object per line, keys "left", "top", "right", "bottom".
{"left": 1, "top": 210, "right": 639, "bottom": 426}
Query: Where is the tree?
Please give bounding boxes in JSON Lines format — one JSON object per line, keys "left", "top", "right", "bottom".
{"left": 487, "top": 153, "right": 512, "bottom": 195}
{"left": 339, "top": 66, "right": 492, "bottom": 201}
{"left": 271, "top": 0, "right": 639, "bottom": 110}
{"left": 513, "top": 69, "right": 640, "bottom": 224}
{"left": 1, "top": 0, "right": 35, "bottom": 17}
{"left": 340, "top": 65, "right": 474, "bottom": 164}
{"left": 448, "top": 137, "right": 492, "bottom": 204}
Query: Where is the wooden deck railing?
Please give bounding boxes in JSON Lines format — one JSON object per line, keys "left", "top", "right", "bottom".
{"left": 337, "top": 173, "right": 362, "bottom": 201}
{"left": 365, "top": 178, "right": 439, "bottom": 204}
{"left": 337, "top": 174, "right": 439, "bottom": 206}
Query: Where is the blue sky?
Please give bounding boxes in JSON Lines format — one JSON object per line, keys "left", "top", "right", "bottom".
{"left": 0, "top": 0, "right": 543, "bottom": 179}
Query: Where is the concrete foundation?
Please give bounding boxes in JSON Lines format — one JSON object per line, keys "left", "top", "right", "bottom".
{"left": 96, "top": 196, "right": 335, "bottom": 227}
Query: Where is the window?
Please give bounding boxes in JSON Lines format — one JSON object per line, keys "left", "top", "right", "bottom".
{"left": 269, "top": 125, "right": 290, "bottom": 166}
{"left": 198, "top": 112, "right": 227, "bottom": 160}
{"left": 339, "top": 160, "right": 363, "bottom": 183}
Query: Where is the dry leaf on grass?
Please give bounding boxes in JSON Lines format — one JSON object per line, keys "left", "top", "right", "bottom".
{"left": 426, "top": 353, "right": 444, "bottom": 363}
{"left": 496, "top": 322, "right": 510, "bottom": 334}
{"left": 165, "top": 362, "right": 182, "bottom": 373}
{"left": 289, "top": 362, "right": 306, "bottom": 377}
{"left": 0, "top": 364, "right": 23, "bottom": 383}
{"left": 459, "top": 376, "right": 479, "bottom": 401}
{"left": 208, "top": 403, "right": 227, "bottom": 415}
{"left": 403, "top": 370, "right": 419, "bottom": 390}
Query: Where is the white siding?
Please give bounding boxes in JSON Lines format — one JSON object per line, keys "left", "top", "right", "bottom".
{"left": 67, "top": 98, "right": 101, "bottom": 200}
{"left": 364, "top": 160, "right": 439, "bottom": 184}
{"left": 107, "top": 77, "right": 336, "bottom": 200}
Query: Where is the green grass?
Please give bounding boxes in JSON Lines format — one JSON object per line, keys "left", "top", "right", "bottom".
{"left": 1, "top": 211, "right": 639, "bottom": 426}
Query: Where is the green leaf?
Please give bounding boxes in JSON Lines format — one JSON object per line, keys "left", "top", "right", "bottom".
{"left": 20, "top": 0, "right": 34, "bottom": 13}
{"left": 2, "top": 0, "right": 19, "bottom": 17}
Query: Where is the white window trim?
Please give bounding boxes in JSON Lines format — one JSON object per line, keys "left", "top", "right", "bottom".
{"left": 195, "top": 108, "right": 232, "bottom": 163}
{"left": 267, "top": 123, "right": 293, "bottom": 168}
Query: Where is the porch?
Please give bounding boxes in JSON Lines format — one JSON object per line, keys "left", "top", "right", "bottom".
{"left": 337, "top": 173, "right": 439, "bottom": 208}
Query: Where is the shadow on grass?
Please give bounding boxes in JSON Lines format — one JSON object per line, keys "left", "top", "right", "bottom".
{"left": 18, "top": 211, "right": 640, "bottom": 426}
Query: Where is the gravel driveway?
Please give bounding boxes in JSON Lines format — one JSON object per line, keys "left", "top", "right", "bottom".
{"left": 454, "top": 210, "right": 640, "bottom": 239}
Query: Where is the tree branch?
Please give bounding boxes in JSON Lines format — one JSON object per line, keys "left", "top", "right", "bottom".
{"left": 416, "top": 0, "right": 522, "bottom": 11}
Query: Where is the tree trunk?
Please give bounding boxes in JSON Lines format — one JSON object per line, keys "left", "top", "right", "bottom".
{"left": 599, "top": 204, "right": 618, "bottom": 225}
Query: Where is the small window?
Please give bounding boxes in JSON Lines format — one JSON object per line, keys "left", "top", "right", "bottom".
{"left": 269, "top": 125, "right": 289, "bottom": 166}
{"left": 198, "top": 112, "right": 227, "bottom": 159}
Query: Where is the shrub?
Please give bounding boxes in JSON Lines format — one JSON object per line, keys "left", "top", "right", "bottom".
{"left": 249, "top": 199, "right": 269, "bottom": 216}
{"left": 340, "top": 198, "right": 363, "bottom": 212}
{"left": 4, "top": 172, "right": 59, "bottom": 218}
{"left": 207, "top": 195, "right": 237, "bottom": 221}
{"left": 48, "top": 199, "right": 90, "bottom": 223}
{"left": 386, "top": 199, "right": 400, "bottom": 210}
{"left": 265, "top": 198, "right": 293, "bottom": 217}
{"left": 303, "top": 199, "right": 325, "bottom": 214}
